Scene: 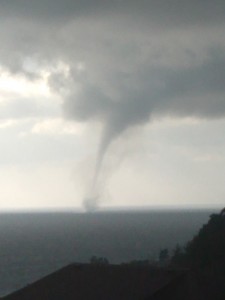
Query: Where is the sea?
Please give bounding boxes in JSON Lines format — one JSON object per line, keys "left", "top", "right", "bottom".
{"left": 0, "top": 209, "right": 217, "bottom": 296}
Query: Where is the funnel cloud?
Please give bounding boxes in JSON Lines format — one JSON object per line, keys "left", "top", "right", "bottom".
{"left": 63, "top": 52, "right": 225, "bottom": 210}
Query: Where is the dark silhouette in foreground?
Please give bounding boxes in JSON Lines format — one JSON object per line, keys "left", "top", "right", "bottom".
{"left": 2, "top": 264, "right": 186, "bottom": 300}
{"left": 2, "top": 209, "right": 225, "bottom": 299}
{"left": 172, "top": 208, "right": 225, "bottom": 269}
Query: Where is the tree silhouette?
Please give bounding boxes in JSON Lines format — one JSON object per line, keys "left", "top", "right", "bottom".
{"left": 171, "top": 209, "right": 225, "bottom": 269}
{"left": 90, "top": 256, "right": 109, "bottom": 265}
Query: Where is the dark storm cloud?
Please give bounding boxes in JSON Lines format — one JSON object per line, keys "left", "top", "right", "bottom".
{"left": 1, "top": 0, "right": 225, "bottom": 25}
{"left": 64, "top": 84, "right": 112, "bottom": 122}
{"left": 1, "top": 0, "right": 225, "bottom": 182}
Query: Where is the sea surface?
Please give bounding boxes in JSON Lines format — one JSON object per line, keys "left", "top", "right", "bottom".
{"left": 0, "top": 209, "right": 216, "bottom": 296}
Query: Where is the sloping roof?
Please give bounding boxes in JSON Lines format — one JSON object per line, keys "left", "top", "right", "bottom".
{"left": 3, "top": 264, "right": 184, "bottom": 300}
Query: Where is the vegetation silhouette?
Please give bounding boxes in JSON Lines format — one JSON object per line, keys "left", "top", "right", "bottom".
{"left": 171, "top": 208, "right": 225, "bottom": 269}
{"left": 89, "top": 256, "right": 109, "bottom": 265}
{"left": 168, "top": 208, "right": 225, "bottom": 299}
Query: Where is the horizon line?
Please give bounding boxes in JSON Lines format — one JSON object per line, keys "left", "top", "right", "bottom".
{"left": 0, "top": 204, "right": 221, "bottom": 214}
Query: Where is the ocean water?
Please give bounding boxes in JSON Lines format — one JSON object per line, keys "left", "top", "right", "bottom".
{"left": 0, "top": 209, "right": 216, "bottom": 296}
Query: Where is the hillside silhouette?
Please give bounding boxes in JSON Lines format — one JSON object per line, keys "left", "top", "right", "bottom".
{"left": 170, "top": 208, "right": 225, "bottom": 299}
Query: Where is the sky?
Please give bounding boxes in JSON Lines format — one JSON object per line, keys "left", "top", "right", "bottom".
{"left": 0, "top": 0, "right": 225, "bottom": 210}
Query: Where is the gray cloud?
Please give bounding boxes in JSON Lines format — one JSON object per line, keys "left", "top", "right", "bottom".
{"left": 1, "top": 0, "right": 225, "bottom": 26}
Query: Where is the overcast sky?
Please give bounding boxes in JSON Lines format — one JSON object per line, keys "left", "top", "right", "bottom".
{"left": 0, "top": 0, "right": 225, "bottom": 210}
